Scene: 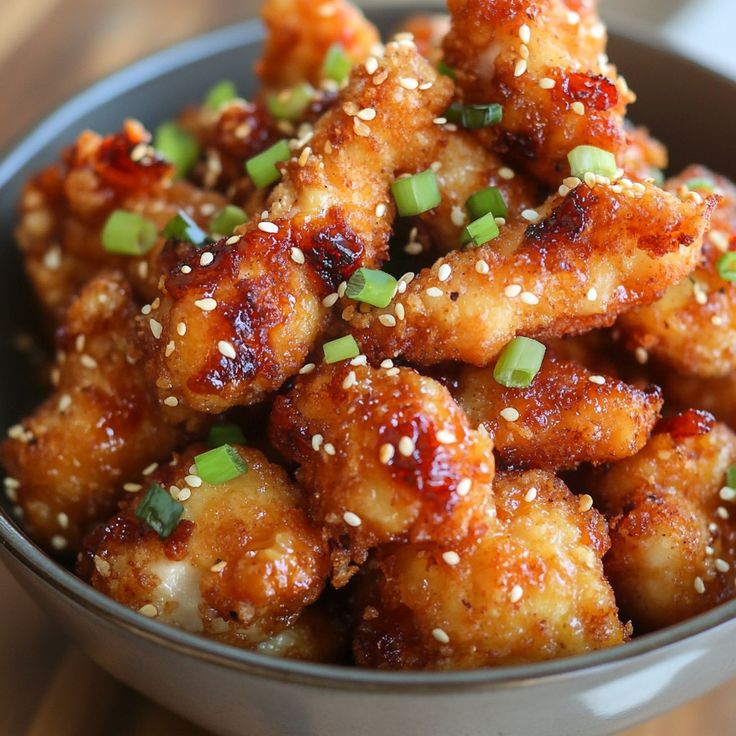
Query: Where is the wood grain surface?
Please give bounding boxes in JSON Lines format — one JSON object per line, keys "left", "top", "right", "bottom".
{"left": 0, "top": 1, "right": 734, "bottom": 735}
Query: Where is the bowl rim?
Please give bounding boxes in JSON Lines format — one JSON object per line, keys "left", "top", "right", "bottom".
{"left": 2, "top": 13, "right": 736, "bottom": 694}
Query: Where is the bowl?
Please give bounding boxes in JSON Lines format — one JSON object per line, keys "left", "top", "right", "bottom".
{"left": 2, "top": 7, "right": 736, "bottom": 736}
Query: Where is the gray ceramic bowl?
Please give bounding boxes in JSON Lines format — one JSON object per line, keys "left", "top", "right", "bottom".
{"left": 2, "top": 8, "right": 736, "bottom": 736}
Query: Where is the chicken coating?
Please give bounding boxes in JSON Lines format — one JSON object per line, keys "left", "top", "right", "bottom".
{"left": 348, "top": 180, "right": 715, "bottom": 367}
{"left": 593, "top": 411, "right": 736, "bottom": 632}
{"left": 352, "top": 470, "right": 627, "bottom": 669}
{"left": 269, "top": 362, "right": 495, "bottom": 587}
{"left": 620, "top": 167, "right": 736, "bottom": 377}
{"left": 1, "top": 273, "right": 196, "bottom": 552}
{"left": 396, "top": 14, "right": 450, "bottom": 66}
{"left": 16, "top": 119, "right": 227, "bottom": 318}
{"left": 78, "top": 444, "right": 330, "bottom": 652}
{"left": 257, "top": 0, "right": 380, "bottom": 90}
{"left": 455, "top": 350, "right": 662, "bottom": 471}
{"left": 443, "top": 0, "right": 635, "bottom": 186}
{"left": 149, "top": 39, "right": 454, "bottom": 413}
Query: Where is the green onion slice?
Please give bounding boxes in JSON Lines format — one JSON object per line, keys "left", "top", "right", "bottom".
{"left": 194, "top": 444, "right": 248, "bottom": 484}
{"left": 204, "top": 80, "right": 237, "bottom": 111}
{"left": 102, "top": 210, "right": 158, "bottom": 256}
{"left": 135, "top": 483, "right": 184, "bottom": 539}
{"left": 567, "top": 145, "right": 618, "bottom": 180}
{"left": 207, "top": 424, "right": 247, "bottom": 448}
{"left": 686, "top": 177, "right": 715, "bottom": 193}
{"left": 493, "top": 337, "right": 547, "bottom": 389}
{"left": 210, "top": 205, "right": 248, "bottom": 237}
{"left": 323, "top": 335, "right": 360, "bottom": 364}
{"left": 345, "top": 268, "right": 398, "bottom": 308}
{"left": 322, "top": 44, "right": 352, "bottom": 83}
{"left": 437, "top": 60, "right": 456, "bottom": 79}
{"left": 246, "top": 139, "right": 291, "bottom": 188}
{"left": 717, "top": 252, "right": 736, "bottom": 283}
{"left": 445, "top": 102, "right": 503, "bottom": 129}
{"left": 267, "top": 83, "right": 314, "bottom": 121}
{"left": 391, "top": 169, "right": 441, "bottom": 217}
{"left": 727, "top": 464, "right": 736, "bottom": 489}
{"left": 466, "top": 186, "right": 508, "bottom": 220}
{"left": 163, "top": 211, "right": 209, "bottom": 247}
{"left": 461, "top": 213, "right": 500, "bottom": 248}
{"left": 154, "top": 122, "right": 200, "bottom": 178}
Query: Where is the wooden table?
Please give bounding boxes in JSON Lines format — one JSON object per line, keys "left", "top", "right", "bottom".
{"left": 1, "top": 2, "right": 734, "bottom": 734}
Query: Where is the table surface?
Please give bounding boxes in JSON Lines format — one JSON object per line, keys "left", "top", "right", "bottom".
{"left": 2, "top": 1, "right": 735, "bottom": 734}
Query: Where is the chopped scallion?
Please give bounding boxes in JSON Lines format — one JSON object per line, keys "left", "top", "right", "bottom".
{"left": 466, "top": 186, "right": 508, "bottom": 220}
{"left": 267, "top": 83, "right": 314, "bottom": 121}
{"left": 445, "top": 102, "right": 503, "bottom": 129}
{"left": 717, "top": 252, "right": 736, "bottom": 283}
{"left": 461, "top": 213, "right": 500, "bottom": 248}
{"left": 154, "top": 122, "right": 200, "bottom": 178}
{"left": 246, "top": 139, "right": 291, "bottom": 188}
{"left": 322, "top": 44, "right": 352, "bottom": 83}
{"left": 194, "top": 444, "right": 248, "bottom": 484}
{"left": 493, "top": 337, "right": 547, "bottom": 388}
{"left": 323, "top": 335, "right": 360, "bottom": 364}
{"left": 391, "top": 169, "right": 441, "bottom": 216}
{"left": 163, "top": 211, "right": 208, "bottom": 247}
{"left": 208, "top": 424, "right": 247, "bottom": 448}
{"left": 101, "top": 210, "right": 157, "bottom": 256}
{"left": 210, "top": 205, "right": 248, "bottom": 237}
{"left": 567, "top": 145, "right": 617, "bottom": 180}
{"left": 205, "top": 80, "right": 237, "bottom": 111}
{"left": 727, "top": 464, "right": 736, "bottom": 489}
{"left": 437, "top": 60, "right": 456, "bottom": 79}
{"left": 346, "top": 268, "right": 397, "bottom": 308}
{"left": 135, "top": 483, "right": 183, "bottom": 539}
{"left": 686, "top": 178, "right": 715, "bottom": 193}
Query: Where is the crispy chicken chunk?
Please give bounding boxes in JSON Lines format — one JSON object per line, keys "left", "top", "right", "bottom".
{"left": 78, "top": 445, "right": 330, "bottom": 653}
{"left": 149, "top": 39, "right": 454, "bottom": 412}
{"left": 348, "top": 181, "right": 714, "bottom": 366}
{"left": 1, "top": 273, "right": 196, "bottom": 551}
{"left": 443, "top": 0, "right": 634, "bottom": 186}
{"left": 352, "top": 470, "right": 626, "bottom": 669}
{"left": 269, "top": 363, "right": 495, "bottom": 587}
{"left": 16, "top": 119, "right": 226, "bottom": 318}
{"left": 620, "top": 167, "right": 736, "bottom": 377}
{"left": 593, "top": 411, "right": 736, "bottom": 632}
{"left": 455, "top": 350, "right": 662, "bottom": 470}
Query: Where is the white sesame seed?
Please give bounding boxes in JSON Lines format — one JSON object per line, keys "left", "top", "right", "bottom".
{"left": 194, "top": 298, "right": 217, "bottom": 312}
{"left": 324, "top": 443, "right": 336, "bottom": 456}
{"left": 710, "top": 522, "right": 719, "bottom": 533}
{"left": 564, "top": 176, "right": 582, "bottom": 189}
{"left": 717, "top": 506, "right": 730, "bottom": 520}
{"left": 4, "top": 477, "right": 20, "bottom": 489}
{"left": 475, "top": 260, "right": 490, "bottom": 275}
{"left": 381, "top": 359, "right": 394, "bottom": 369}
{"left": 180, "top": 265, "right": 192, "bottom": 274}
{"left": 590, "top": 22, "right": 606, "bottom": 39}
{"left": 694, "top": 576, "right": 706, "bottom": 594}
{"left": 342, "top": 371, "right": 357, "bottom": 389}
{"left": 357, "top": 107, "right": 377, "bottom": 121}
{"left": 258, "top": 221, "right": 279, "bottom": 234}
{"left": 299, "top": 363, "right": 316, "bottom": 375}
{"left": 218, "top": 340, "right": 237, "bottom": 359}
{"left": 185, "top": 475, "right": 203, "bottom": 488}
{"left": 365, "top": 57, "right": 379, "bottom": 75}
{"left": 142, "top": 463, "right": 158, "bottom": 476}
{"left": 139, "top": 604, "right": 159, "bottom": 618}
{"left": 524, "top": 487, "right": 538, "bottom": 502}
{"left": 399, "top": 77, "right": 419, "bottom": 90}
{"left": 226, "top": 235, "right": 241, "bottom": 245}
{"left": 149, "top": 319, "right": 163, "bottom": 339}
{"left": 199, "top": 252, "right": 214, "bottom": 267}
{"left": 404, "top": 241, "right": 423, "bottom": 256}
{"left": 510, "top": 585, "right": 524, "bottom": 603}
{"left": 520, "top": 44, "right": 529, "bottom": 60}
{"left": 51, "top": 535, "right": 67, "bottom": 550}
{"left": 519, "top": 23, "right": 531, "bottom": 44}
{"left": 588, "top": 375, "right": 606, "bottom": 385}
{"left": 322, "top": 293, "right": 339, "bottom": 308}
{"left": 210, "top": 560, "right": 228, "bottom": 573}
{"left": 500, "top": 407, "right": 520, "bottom": 422}
{"left": 635, "top": 347, "right": 649, "bottom": 365}
{"left": 504, "top": 284, "right": 522, "bottom": 298}
{"left": 165, "top": 341, "right": 176, "bottom": 357}
{"left": 94, "top": 556, "right": 111, "bottom": 577}
{"left": 521, "top": 209, "right": 540, "bottom": 223}
{"left": 572, "top": 101, "right": 585, "bottom": 116}
{"left": 177, "top": 488, "right": 192, "bottom": 502}
{"left": 57, "top": 512, "right": 69, "bottom": 529}
{"left": 438, "top": 264, "right": 452, "bottom": 282}
{"left": 426, "top": 287, "right": 444, "bottom": 298}
{"left": 558, "top": 184, "right": 571, "bottom": 197}
{"left": 398, "top": 436, "right": 415, "bottom": 457}
{"left": 123, "top": 483, "right": 142, "bottom": 493}
{"left": 75, "top": 334, "right": 86, "bottom": 351}
{"left": 706, "top": 545, "right": 715, "bottom": 556}
{"left": 337, "top": 281, "right": 347, "bottom": 298}
{"left": 715, "top": 558, "right": 731, "bottom": 573}
{"left": 567, "top": 10, "right": 580, "bottom": 25}
{"left": 290, "top": 247, "right": 305, "bottom": 265}
{"left": 436, "top": 430, "right": 457, "bottom": 444}
{"left": 164, "top": 396, "right": 179, "bottom": 407}
{"left": 720, "top": 486, "right": 736, "bottom": 502}
{"left": 350, "top": 355, "right": 368, "bottom": 366}
{"left": 520, "top": 291, "right": 539, "bottom": 305}
{"left": 586, "top": 287, "right": 598, "bottom": 302}
{"left": 311, "top": 434, "right": 324, "bottom": 451}
{"left": 710, "top": 230, "right": 730, "bottom": 252}
{"left": 498, "top": 167, "right": 515, "bottom": 180}
{"left": 539, "top": 77, "right": 556, "bottom": 89}
{"left": 432, "top": 628, "right": 450, "bottom": 644}
{"left": 375, "top": 203, "right": 388, "bottom": 217}
{"left": 579, "top": 494, "right": 594, "bottom": 512}
{"left": 395, "top": 303, "right": 406, "bottom": 321}
{"left": 80, "top": 354, "right": 97, "bottom": 369}
{"left": 177, "top": 322, "right": 187, "bottom": 336}
{"left": 442, "top": 551, "right": 461, "bottom": 566}
{"left": 386, "top": 367, "right": 400, "bottom": 377}
{"left": 58, "top": 394, "right": 72, "bottom": 413}
{"left": 433, "top": 117, "right": 448, "bottom": 125}
{"left": 298, "top": 147, "right": 312, "bottom": 167}
{"left": 450, "top": 205, "right": 466, "bottom": 228}
{"left": 379, "top": 443, "right": 395, "bottom": 464}
{"left": 343, "top": 511, "right": 362, "bottom": 527}
{"left": 457, "top": 478, "right": 472, "bottom": 497}
{"left": 378, "top": 314, "right": 397, "bottom": 328}
{"left": 514, "top": 59, "right": 528, "bottom": 77}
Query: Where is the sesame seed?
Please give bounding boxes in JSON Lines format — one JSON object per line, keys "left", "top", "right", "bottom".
{"left": 290, "top": 247, "right": 305, "bottom": 265}
{"left": 350, "top": 355, "right": 368, "bottom": 366}
{"left": 218, "top": 340, "right": 237, "bottom": 359}
{"left": 51, "top": 535, "right": 67, "bottom": 550}
{"left": 80, "top": 354, "right": 98, "bottom": 369}
{"left": 4, "top": 477, "right": 20, "bottom": 490}
{"left": 343, "top": 511, "right": 362, "bottom": 527}
{"left": 433, "top": 117, "right": 447, "bottom": 125}
{"left": 226, "top": 235, "right": 241, "bottom": 245}
{"left": 457, "top": 478, "right": 472, "bottom": 497}
{"left": 149, "top": 319, "right": 163, "bottom": 339}
{"left": 436, "top": 430, "right": 456, "bottom": 444}
{"left": 258, "top": 221, "right": 279, "bottom": 234}
{"left": 324, "top": 443, "right": 336, "bottom": 456}
{"left": 164, "top": 396, "right": 179, "bottom": 407}
{"left": 358, "top": 108, "right": 376, "bottom": 121}
{"left": 635, "top": 347, "right": 649, "bottom": 365}
{"left": 426, "top": 287, "right": 443, "bottom": 298}
{"left": 514, "top": 59, "right": 528, "bottom": 77}
{"left": 579, "top": 494, "right": 594, "bottom": 512}
{"left": 520, "top": 44, "right": 529, "bottom": 60}
{"left": 706, "top": 546, "right": 715, "bottom": 556}
{"left": 185, "top": 475, "right": 202, "bottom": 488}
{"left": 519, "top": 23, "right": 531, "bottom": 44}
{"left": 58, "top": 394, "right": 72, "bottom": 413}
{"left": 379, "top": 314, "right": 397, "bottom": 328}
{"left": 717, "top": 506, "right": 730, "bottom": 520}
{"left": 386, "top": 367, "right": 400, "bottom": 377}
{"left": 139, "top": 604, "right": 159, "bottom": 618}
{"left": 539, "top": 77, "right": 556, "bottom": 89}
{"left": 194, "top": 298, "right": 217, "bottom": 312}
{"left": 584, "top": 172, "right": 597, "bottom": 188}
{"left": 709, "top": 522, "right": 719, "bottom": 533}
{"left": 337, "top": 281, "right": 347, "bottom": 298}
{"left": 404, "top": 241, "right": 423, "bottom": 256}
{"left": 180, "top": 265, "right": 192, "bottom": 275}
{"left": 715, "top": 558, "right": 731, "bottom": 573}
{"left": 559, "top": 185, "right": 570, "bottom": 197}
{"left": 353, "top": 118, "right": 371, "bottom": 137}
{"left": 694, "top": 577, "right": 706, "bottom": 594}
{"left": 379, "top": 443, "right": 395, "bottom": 464}
{"left": 450, "top": 205, "right": 466, "bottom": 227}
{"left": 395, "top": 303, "right": 406, "bottom": 321}
{"left": 142, "top": 463, "right": 158, "bottom": 476}
{"left": 298, "top": 147, "right": 312, "bottom": 167}
{"left": 94, "top": 556, "right": 111, "bottom": 577}
{"left": 123, "top": 483, "right": 142, "bottom": 493}
{"left": 694, "top": 285, "right": 708, "bottom": 305}
{"left": 442, "top": 551, "right": 460, "bottom": 566}
{"left": 381, "top": 359, "right": 394, "bottom": 369}
{"left": 322, "top": 293, "right": 339, "bottom": 308}
{"left": 572, "top": 101, "right": 585, "bottom": 116}
{"left": 564, "top": 177, "right": 582, "bottom": 189}
{"left": 504, "top": 284, "right": 522, "bottom": 298}
{"left": 712, "top": 316, "right": 724, "bottom": 326}
{"left": 365, "top": 57, "right": 379, "bottom": 74}
{"left": 165, "top": 341, "right": 176, "bottom": 357}
{"left": 399, "top": 77, "right": 419, "bottom": 90}
{"left": 177, "top": 322, "right": 187, "bottom": 336}
{"left": 177, "top": 488, "right": 192, "bottom": 502}
{"left": 375, "top": 203, "right": 388, "bottom": 217}
{"left": 210, "top": 560, "right": 228, "bottom": 573}
{"left": 398, "top": 436, "right": 415, "bottom": 456}
{"left": 710, "top": 230, "right": 730, "bottom": 252}
{"left": 495, "top": 217, "right": 506, "bottom": 226}
{"left": 75, "top": 334, "right": 86, "bottom": 352}
{"left": 498, "top": 167, "right": 515, "bottom": 180}
{"left": 510, "top": 585, "right": 524, "bottom": 603}
{"left": 432, "top": 628, "right": 450, "bottom": 644}
{"left": 57, "top": 512, "right": 69, "bottom": 529}
{"left": 520, "top": 291, "right": 539, "bottom": 305}
{"left": 43, "top": 246, "right": 62, "bottom": 271}
{"left": 524, "top": 487, "right": 538, "bottom": 502}
{"left": 342, "top": 371, "right": 357, "bottom": 389}
{"left": 475, "top": 260, "right": 490, "bottom": 275}
{"left": 586, "top": 287, "right": 598, "bottom": 302}
{"left": 521, "top": 209, "right": 540, "bottom": 223}
{"left": 419, "top": 82, "right": 433, "bottom": 90}
{"left": 438, "top": 264, "right": 452, "bottom": 282}
{"left": 588, "top": 375, "right": 606, "bottom": 385}
{"left": 311, "top": 434, "right": 324, "bottom": 451}
{"left": 567, "top": 10, "right": 580, "bottom": 25}
{"left": 720, "top": 486, "right": 736, "bottom": 502}
{"left": 590, "top": 22, "right": 606, "bottom": 39}
{"left": 500, "top": 407, "right": 520, "bottom": 422}
{"left": 200, "top": 252, "right": 214, "bottom": 266}
{"left": 299, "top": 363, "right": 316, "bottom": 375}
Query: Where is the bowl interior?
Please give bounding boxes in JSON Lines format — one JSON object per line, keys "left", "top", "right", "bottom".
{"left": 2, "top": 7, "right": 736, "bottom": 689}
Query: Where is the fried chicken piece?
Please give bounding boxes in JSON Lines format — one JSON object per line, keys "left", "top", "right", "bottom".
{"left": 150, "top": 39, "right": 454, "bottom": 413}
{"left": 620, "top": 167, "right": 736, "bottom": 377}
{"left": 352, "top": 470, "right": 626, "bottom": 669}
{"left": 455, "top": 350, "right": 662, "bottom": 471}
{"left": 662, "top": 371, "right": 736, "bottom": 432}
{"left": 622, "top": 125, "right": 668, "bottom": 181}
{"left": 16, "top": 120, "right": 227, "bottom": 318}
{"left": 1, "top": 273, "right": 196, "bottom": 552}
{"left": 78, "top": 444, "right": 330, "bottom": 653}
{"left": 443, "top": 0, "right": 635, "bottom": 186}
{"left": 396, "top": 14, "right": 450, "bottom": 66}
{"left": 257, "top": 0, "right": 380, "bottom": 90}
{"left": 348, "top": 181, "right": 715, "bottom": 367}
{"left": 593, "top": 411, "right": 736, "bottom": 632}
{"left": 269, "top": 363, "right": 495, "bottom": 587}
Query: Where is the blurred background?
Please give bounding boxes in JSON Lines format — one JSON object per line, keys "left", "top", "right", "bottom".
{"left": 1, "top": 0, "right": 735, "bottom": 734}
